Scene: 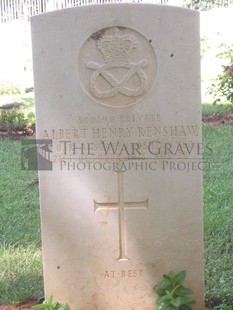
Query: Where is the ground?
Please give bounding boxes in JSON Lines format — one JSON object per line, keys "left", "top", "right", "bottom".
{"left": 0, "top": 301, "right": 37, "bottom": 310}
{"left": 202, "top": 113, "right": 233, "bottom": 125}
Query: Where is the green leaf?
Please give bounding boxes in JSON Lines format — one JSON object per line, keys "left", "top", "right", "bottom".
{"left": 154, "top": 271, "right": 196, "bottom": 309}
{"left": 154, "top": 278, "right": 172, "bottom": 296}
{"left": 173, "top": 271, "right": 186, "bottom": 284}
{"left": 176, "top": 296, "right": 195, "bottom": 305}
{"left": 176, "top": 287, "right": 193, "bottom": 296}
{"left": 166, "top": 271, "right": 176, "bottom": 281}
{"left": 157, "top": 295, "right": 172, "bottom": 305}
{"left": 58, "top": 304, "right": 68, "bottom": 310}
{"left": 32, "top": 305, "right": 50, "bottom": 309}
{"left": 47, "top": 295, "right": 54, "bottom": 305}
{"left": 171, "top": 297, "right": 183, "bottom": 307}
{"left": 165, "top": 290, "right": 174, "bottom": 298}
{"left": 179, "top": 305, "right": 192, "bottom": 310}
{"left": 32, "top": 296, "right": 69, "bottom": 310}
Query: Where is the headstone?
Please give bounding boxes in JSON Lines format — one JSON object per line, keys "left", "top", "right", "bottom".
{"left": 31, "top": 4, "right": 204, "bottom": 309}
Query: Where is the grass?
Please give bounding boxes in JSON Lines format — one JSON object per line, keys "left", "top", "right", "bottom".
{"left": 202, "top": 103, "right": 233, "bottom": 116}
{"left": 0, "top": 244, "right": 42, "bottom": 304}
{"left": 0, "top": 115, "right": 232, "bottom": 308}
{"left": 203, "top": 124, "right": 233, "bottom": 308}
{"left": 0, "top": 138, "right": 43, "bottom": 304}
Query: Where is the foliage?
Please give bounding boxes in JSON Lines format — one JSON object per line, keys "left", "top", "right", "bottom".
{"left": 25, "top": 86, "right": 34, "bottom": 93}
{"left": 207, "top": 44, "right": 233, "bottom": 105}
{"left": 0, "top": 110, "right": 35, "bottom": 133}
{"left": 183, "top": 0, "right": 231, "bottom": 11}
{"left": 153, "top": 271, "right": 195, "bottom": 309}
{"left": 202, "top": 103, "right": 233, "bottom": 116}
{"left": 32, "top": 295, "right": 68, "bottom": 310}
{"left": 201, "top": 36, "right": 211, "bottom": 58}
{"left": 0, "top": 82, "right": 21, "bottom": 95}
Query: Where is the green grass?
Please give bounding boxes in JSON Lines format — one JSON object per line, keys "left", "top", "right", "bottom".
{"left": 0, "top": 124, "right": 232, "bottom": 307}
{"left": 203, "top": 125, "right": 233, "bottom": 308}
{"left": 202, "top": 103, "right": 233, "bottom": 116}
{"left": 0, "top": 138, "right": 43, "bottom": 304}
{"left": 0, "top": 244, "right": 43, "bottom": 304}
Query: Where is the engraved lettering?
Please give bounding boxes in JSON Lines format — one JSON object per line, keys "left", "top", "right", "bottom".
{"left": 121, "top": 270, "right": 126, "bottom": 277}
{"left": 93, "top": 127, "right": 134, "bottom": 139}
{"left": 138, "top": 126, "right": 198, "bottom": 138}
{"left": 104, "top": 271, "right": 115, "bottom": 278}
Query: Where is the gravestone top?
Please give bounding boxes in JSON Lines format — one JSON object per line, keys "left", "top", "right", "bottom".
{"left": 31, "top": 4, "right": 204, "bottom": 310}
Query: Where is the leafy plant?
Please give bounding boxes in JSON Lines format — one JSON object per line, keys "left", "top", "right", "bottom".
{"left": 207, "top": 44, "right": 233, "bottom": 106}
{"left": 25, "top": 86, "right": 34, "bottom": 93}
{"left": 0, "top": 110, "right": 35, "bottom": 133}
{"left": 0, "top": 82, "right": 20, "bottom": 95}
{"left": 153, "top": 270, "right": 195, "bottom": 310}
{"left": 32, "top": 295, "right": 68, "bottom": 310}
{"left": 201, "top": 36, "right": 211, "bottom": 58}
{"left": 183, "top": 0, "right": 231, "bottom": 11}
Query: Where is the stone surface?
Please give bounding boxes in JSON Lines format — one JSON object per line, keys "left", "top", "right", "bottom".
{"left": 32, "top": 4, "right": 204, "bottom": 309}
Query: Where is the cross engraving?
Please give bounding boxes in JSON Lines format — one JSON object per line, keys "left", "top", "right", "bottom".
{"left": 94, "top": 170, "right": 148, "bottom": 261}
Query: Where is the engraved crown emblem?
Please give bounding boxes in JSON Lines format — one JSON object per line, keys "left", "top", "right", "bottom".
{"left": 97, "top": 28, "right": 136, "bottom": 62}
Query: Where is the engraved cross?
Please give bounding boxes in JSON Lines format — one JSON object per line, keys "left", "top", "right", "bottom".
{"left": 94, "top": 170, "right": 148, "bottom": 261}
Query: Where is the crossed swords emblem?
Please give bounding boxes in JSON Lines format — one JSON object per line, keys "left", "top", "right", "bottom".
{"left": 86, "top": 59, "right": 149, "bottom": 99}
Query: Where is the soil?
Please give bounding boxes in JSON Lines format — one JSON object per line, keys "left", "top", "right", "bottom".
{"left": 202, "top": 113, "right": 233, "bottom": 126}
{"left": 0, "top": 301, "right": 37, "bottom": 310}
{"left": 0, "top": 129, "right": 35, "bottom": 138}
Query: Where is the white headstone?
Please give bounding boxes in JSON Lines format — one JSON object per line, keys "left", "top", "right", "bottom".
{"left": 32, "top": 4, "right": 204, "bottom": 309}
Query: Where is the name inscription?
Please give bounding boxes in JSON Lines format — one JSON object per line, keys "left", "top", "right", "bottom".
{"left": 43, "top": 125, "right": 198, "bottom": 140}
{"left": 39, "top": 112, "right": 204, "bottom": 171}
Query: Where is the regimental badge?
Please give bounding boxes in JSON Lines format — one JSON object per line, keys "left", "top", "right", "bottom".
{"left": 78, "top": 26, "right": 156, "bottom": 107}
